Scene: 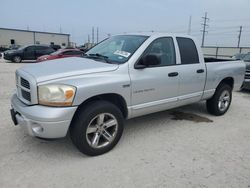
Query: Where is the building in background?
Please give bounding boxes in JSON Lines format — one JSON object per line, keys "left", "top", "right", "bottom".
{"left": 0, "top": 27, "right": 70, "bottom": 48}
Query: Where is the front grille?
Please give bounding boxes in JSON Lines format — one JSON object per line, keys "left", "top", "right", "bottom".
{"left": 21, "top": 77, "right": 30, "bottom": 89}
{"left": 16, "top": 73, "right": 32, "bottom": 104}
{"left": 21, "top": 89, "right": 31, "bottom": 101}
{"left": 245, "top": 70, "right": 250, "bottom": 80}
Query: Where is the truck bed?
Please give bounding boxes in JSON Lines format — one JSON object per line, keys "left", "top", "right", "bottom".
{"left": 204, "top": 57, "right": 235, "bottom": 63}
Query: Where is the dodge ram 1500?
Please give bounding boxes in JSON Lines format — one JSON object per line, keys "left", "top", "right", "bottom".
{"left": 10, "top": 33, "right": 245, "bottom": 156}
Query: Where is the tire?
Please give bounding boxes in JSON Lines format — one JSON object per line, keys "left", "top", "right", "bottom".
{"left": 206, "top": 84, "right": 232, "bottom": 116}
{"left": 12, "top": 56, "right": 22, "bottom": 63}
{"left": 70, "top": 100, "right": 124, "bottom": 156}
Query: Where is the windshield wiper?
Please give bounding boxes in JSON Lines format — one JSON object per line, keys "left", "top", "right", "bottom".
{"left": 87, "top": 53, "right": 111, "bottom": 63}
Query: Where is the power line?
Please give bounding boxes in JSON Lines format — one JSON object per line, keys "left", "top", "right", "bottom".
{"left": 201, "top": 12, "right": 209, "bottom": 47}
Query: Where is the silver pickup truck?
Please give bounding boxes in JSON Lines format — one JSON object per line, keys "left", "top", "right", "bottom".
{"left": 10, "top": 33, "right": 245, "bottom": 156}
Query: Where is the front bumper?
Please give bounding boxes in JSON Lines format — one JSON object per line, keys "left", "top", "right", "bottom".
{"left": 242, "top": 79, "right": 250, "bottom": 90}
{"left": 10, "top": 94, "right": 78, "bottom": 138}
{"left": 3, "top": 53, "right": 12, "bottom": 61}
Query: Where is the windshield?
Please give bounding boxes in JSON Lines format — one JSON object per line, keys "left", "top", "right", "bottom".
{"left": 18, "top": 45, "right": 28, "bottom": 50}
{"left": 85, "top": 35, "right": 149, "bottom": 63}
{"left": 51, "top": 49, "right": 64, "bottom": 55}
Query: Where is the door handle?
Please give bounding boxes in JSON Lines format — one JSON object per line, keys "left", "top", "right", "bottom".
{"left": 197, "top": 69, "right": 204, "bottom": 73}
{"left": 168, "top": 72, "right": 179, "bottom": 77}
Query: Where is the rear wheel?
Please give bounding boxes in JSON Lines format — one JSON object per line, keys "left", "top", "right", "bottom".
{"left": 206, "top": 84, "right": 232, "bottom": 116}
{"left": 70, "top": 101, "right": 124, "bottom": 156}
{"left": 12, "top": 56, "right": 22, "bottom": 63}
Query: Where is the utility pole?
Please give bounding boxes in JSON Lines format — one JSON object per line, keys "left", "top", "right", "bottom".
{"left": 237, "top": 26, "right": 242, "bottom": 48}
{"left": 96, "top": 27, "right": 99, "bottom": 43}
{"left": 88, "top": 34, "right": 90, "bottom": 43}
{"left": 201, "top": 12, "right": 209, "bottom": 47}
{"left": 92, "top": 27, "right": 95, "bottom": 44}
{"left": 187, "top": 16, "right": 192, "bottom": 35}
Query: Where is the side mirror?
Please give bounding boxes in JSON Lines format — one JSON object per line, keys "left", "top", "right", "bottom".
{"left": 135, "top": 54, "right": 160, "bottom": 69}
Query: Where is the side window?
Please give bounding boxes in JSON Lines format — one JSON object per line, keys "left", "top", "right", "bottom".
{"left": 176, "top": 37, "right": 199, "bottom": 64}
{"left": 35, "top": 46, "right": 45, "bottom": 50}
{"left": 25, "top": 46, "right": 35, "bottom": 52}
{"left": 142, "top": 37, "right": 176, "bottom": 66}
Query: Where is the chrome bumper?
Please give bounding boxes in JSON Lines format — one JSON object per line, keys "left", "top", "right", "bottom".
{"left": 10, "top": 94, "right": 78, "bottom": 138}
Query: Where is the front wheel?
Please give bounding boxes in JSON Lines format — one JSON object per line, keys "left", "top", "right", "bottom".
{"left": 70, "top": 101, "right": 124, "bottom": 156}
{"left": 206, "top": 84, "right": 232, "bottom": 116}
{"left": 12, "top": 56, "right": 22, "bottom": 63}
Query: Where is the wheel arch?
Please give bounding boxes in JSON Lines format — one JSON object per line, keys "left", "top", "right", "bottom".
{"left": 216, "top": 77, "right": 234, "bottom": 90}
{"left": 74, "top": 93, "right": 128, "bottom": 119}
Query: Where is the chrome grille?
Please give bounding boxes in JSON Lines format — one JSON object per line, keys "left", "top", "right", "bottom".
{"left": 21, "top": 89, "right": 31, "bottom": 101}
{"left": 245, "top": 69, "right": 250, "bottom": 80}
{"left": 16, "top": 73, "right": 32, "bottom": 104}
{"left": 20, "top": 77, "right": 30, "bottom": 89}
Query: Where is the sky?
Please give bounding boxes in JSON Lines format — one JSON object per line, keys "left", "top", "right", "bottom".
{"left": 1, "top": 0, "right": 250, "bottom": 47}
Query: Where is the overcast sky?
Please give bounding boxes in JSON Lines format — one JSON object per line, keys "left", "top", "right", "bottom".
{"left": 1, "top": 0, "right": 250, "bottom": 46}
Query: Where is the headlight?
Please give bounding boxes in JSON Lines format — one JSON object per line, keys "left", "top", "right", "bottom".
{"left": 38, "top": 84, "right": 76, "bottom": 106}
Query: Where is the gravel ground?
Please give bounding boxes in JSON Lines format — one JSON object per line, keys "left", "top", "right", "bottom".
{"left": 0, "top": 59, "right": 250, "bottom": 188}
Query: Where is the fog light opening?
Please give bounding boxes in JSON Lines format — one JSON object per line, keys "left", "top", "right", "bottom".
{"left": 31, "top": 123, "right": 44, "bottom": 134}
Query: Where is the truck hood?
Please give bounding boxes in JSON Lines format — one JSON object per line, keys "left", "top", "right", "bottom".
{"left": 19, "top": 57, "right": 119, "bottom": 83}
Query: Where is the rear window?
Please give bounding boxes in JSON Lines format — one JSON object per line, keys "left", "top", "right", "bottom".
{"left": 176, "top": 37, "right": 199, "bottom": 64}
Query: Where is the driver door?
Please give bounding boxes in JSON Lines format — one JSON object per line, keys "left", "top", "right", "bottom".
{"left": 23, "top": 46, "right": 36, "bottom": 60}
{"left": 130, "top": 37, "right": 180, "bottom": 117}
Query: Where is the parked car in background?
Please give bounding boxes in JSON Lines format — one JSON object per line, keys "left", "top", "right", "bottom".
{"left": 241, "top": 53, "right": 250, "bottom": 90}
{"left": 232, "top": 53, "right": 247, "bottom": 60}
{"left": 37, "top": 48, "right": 84, "bottom": 62}
{"left": 0, "top": 46, "right": 10, "bottom": 52}
{"left": 4, "top": 45, "right": 55, "bottom": 63}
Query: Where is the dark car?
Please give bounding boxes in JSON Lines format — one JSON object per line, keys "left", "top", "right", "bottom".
{"left": 37, "top": 48, "right": 84, "bottom": 62}
{"left": 4, "top": 45, "right": 55, "bottom": 63}
{"left": 241, "top": 53, "right": 250, "bottom": 90}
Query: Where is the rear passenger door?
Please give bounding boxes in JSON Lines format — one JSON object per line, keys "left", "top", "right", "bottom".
{"left": 176, "top": 37, "right": 206, "bottom": 104}
{"left": 35, "top": 46, "right": 54, "bottom": 58}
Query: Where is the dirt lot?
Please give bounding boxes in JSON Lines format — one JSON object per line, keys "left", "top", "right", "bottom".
{"left": 0, "top": 59, "right": 250, "bottom": 188}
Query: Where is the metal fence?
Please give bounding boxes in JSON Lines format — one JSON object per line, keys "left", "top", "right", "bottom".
{"left": 202, "top": 46, "right": 250, "bottom": 59}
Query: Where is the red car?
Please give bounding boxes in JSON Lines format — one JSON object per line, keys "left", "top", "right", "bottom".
{"left": 37, "top": 48, "right": 84, "bottom": 62}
